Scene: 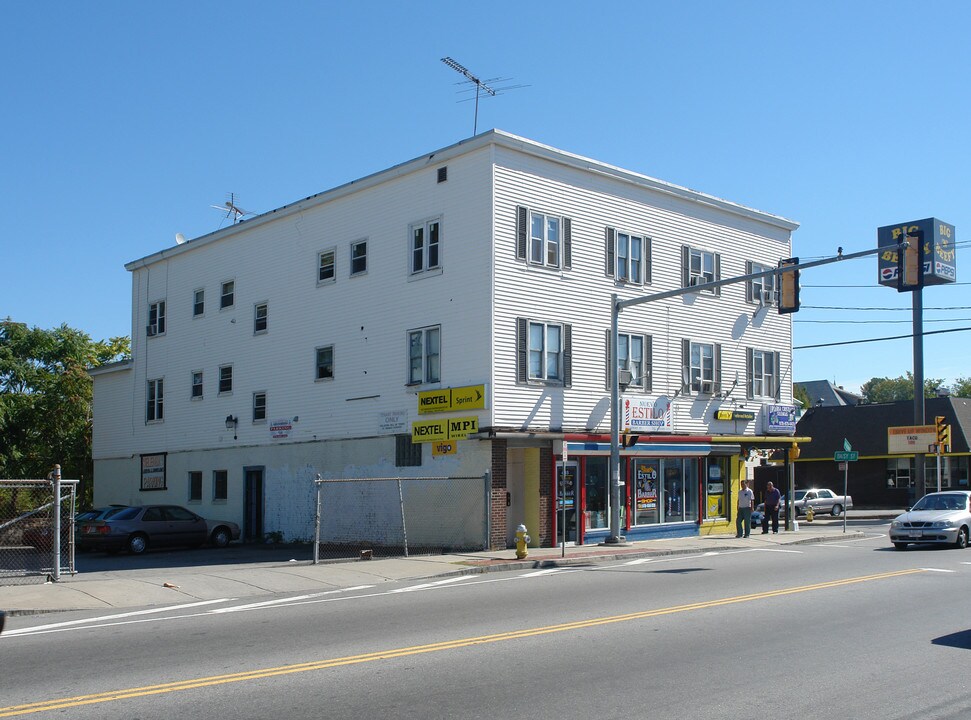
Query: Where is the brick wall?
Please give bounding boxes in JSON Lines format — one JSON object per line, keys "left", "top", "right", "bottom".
{"left": 490, "top": 439, "right": 507, "bottom": 550}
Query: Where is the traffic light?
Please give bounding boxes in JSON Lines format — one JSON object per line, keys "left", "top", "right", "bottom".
{"left": 777, "top": 257, "right": 800, "bottom": 314}
{"left": 898, "top": 231, "right": 923, "bottom": 291}
{"left": 936, "top": 415, "right": 951, "bottom": 451}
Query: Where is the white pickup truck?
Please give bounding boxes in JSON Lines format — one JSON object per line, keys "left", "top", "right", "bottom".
{"left": 793, "top": 488, "right": 852, "bottom": 517}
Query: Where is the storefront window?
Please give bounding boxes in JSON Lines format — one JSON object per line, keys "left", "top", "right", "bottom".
{"left": 682, "top": 459, "right": 698, "bottom": 523}
{"left": 887, "top": 458, "right": 912, "bottom": 489}
{"left": 585, "top": 457, "right": 609, "bottom": 530}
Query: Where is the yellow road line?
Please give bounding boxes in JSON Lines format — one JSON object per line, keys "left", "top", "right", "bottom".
{"left": 0, "top": 568, "right": 923, "bottom": 717}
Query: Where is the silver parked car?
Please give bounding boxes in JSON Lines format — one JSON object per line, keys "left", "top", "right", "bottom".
{"left": 889, "top": 491, "right": 971, "bottom": 550}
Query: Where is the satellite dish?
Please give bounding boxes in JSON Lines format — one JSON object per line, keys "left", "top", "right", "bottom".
{"left": 175, "top": 233, "right": 187, "bottom": 245}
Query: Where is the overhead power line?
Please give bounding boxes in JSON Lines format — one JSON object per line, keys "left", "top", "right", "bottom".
{"left": 794, "top": 325, "right": 971, "bottom": 350}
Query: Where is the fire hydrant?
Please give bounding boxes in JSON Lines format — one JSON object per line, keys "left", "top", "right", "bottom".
{"left": 805, "top": 505, "right": 815, "bottom": 523}
{"left": 515, "top": 523, "right": 530, "bottom": 559}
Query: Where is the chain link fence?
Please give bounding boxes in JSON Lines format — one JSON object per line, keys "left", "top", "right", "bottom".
{"left": 0, "top": 476, "right": 77, "bottom": 585}
{"left": 312, "top": 475, "right": 489, "bottom": 563}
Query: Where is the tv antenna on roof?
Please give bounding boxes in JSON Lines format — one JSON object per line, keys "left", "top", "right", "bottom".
{"left": 210, "top": 192, "right": 253, "bottom": 226}
{"left": 441, "top": 57, "right": 526, "bottom": 136}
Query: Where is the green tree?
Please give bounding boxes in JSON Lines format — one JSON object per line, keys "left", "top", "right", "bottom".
{"left": 793, "top": 383, "right": 812, "bottom": 410}
{"left": 860, "top": 372, "right": 946, "bottom": 404}
{"left": 0, "top": 320, "right": 129, "bottom": 505}
{"left": 952, "top": 377, "right": 971, "bottom": 398}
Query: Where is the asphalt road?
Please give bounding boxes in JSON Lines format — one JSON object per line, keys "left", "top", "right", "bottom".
{"left": 4, "top": 521, "right": 971, "bottom": 719}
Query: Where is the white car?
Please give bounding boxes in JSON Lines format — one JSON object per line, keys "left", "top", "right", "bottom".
{"left": 889, "top": 491, "right": 971, "bottom": 550}
{"left": 793, "top": 488, "right": 852, "bottom": 517}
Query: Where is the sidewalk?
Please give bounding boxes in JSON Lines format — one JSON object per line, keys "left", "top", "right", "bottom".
{"left": 1, "top": 516, "right": 892, "bottom": 618}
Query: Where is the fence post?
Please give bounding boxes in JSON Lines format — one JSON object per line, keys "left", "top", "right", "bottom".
{"left": 51, "top": 464, "right": 61, "bottom": 582}
{"left": 397, "top": 479, "right": 408, "bottom": 557}
{"left": 313, "top": 474, "right": 321, "bottom": 565}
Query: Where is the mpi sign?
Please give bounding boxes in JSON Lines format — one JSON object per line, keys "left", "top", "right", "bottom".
{"left": 877, "top": 218, "right": 956, "bottom": 288}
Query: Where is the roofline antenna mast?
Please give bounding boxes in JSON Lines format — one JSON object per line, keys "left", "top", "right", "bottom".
{"left": 441, "top": 57, "right": 497, "bottom": 136}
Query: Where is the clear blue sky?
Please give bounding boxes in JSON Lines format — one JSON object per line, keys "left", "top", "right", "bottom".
{"left": 3, "top": 1, "right": 968, "bottom": 394}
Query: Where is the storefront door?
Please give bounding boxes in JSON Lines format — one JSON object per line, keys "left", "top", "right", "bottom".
{"left": 584, "top": 456, "right": 609, "bottom": 531}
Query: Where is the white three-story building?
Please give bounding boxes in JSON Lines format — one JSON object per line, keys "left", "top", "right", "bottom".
{"left": 91, "top": 130, "right": 800, "bottom": 550}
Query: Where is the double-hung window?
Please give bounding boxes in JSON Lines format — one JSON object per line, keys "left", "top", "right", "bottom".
{"left": 318, "top": 249, "right": 336, "bottom": 283}
{"left": 148, "top": 301, "right": 165, "bottom": 336}
{"left": 681, "top": 339, "right": 720, "bottom": 395}
{"left": 147, "top": 378, "right": 164, "bottom": 421}
{"left": 611, "top": 332, "right": 652, "bottom": 391}
{"left": 682, "top": 246, "right": 720, "bottom": 292}
{"left": 515, "top": 206, "right": 572, "bottom": 269}
{"left": 254, "top": 302, "right": 268, "bottom": 334}
{"left": 220, "top": 280, "right": 235, "bottom": 309}
{"left": 408, "top": 326, "right": 440, "bottom": 385}
{"left": 193, "top": 289, "right": 205, "bottom": 317}
{"left": 517, "top": 318, "right": 572, "bottom": 386}
{"left": 252, "top": 391, "right": 266, "bottom": 422}
{"left": 315, "top": 346, "right": 334, "bottom": 380}
{"left": 350, "top": 240, "right": 367, "bottom": 276}
{"left": 191, "top": 371, "right": 203, "bottom": 399}
{"left": 410, "top": 218, "right": 441, "bottom": 274}
{"left": 218, "top": 365, "right": 233, "bottom": 394}
{"left": 747, "top": 261, "right": 776, "bottom": 306}
{"left": 606, "top": 228, "right": 651, "bottom": 284}
{"left": 747, "top": 348, "right": 780, "bottom": 399}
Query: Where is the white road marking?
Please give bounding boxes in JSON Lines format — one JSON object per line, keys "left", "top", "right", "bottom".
{"left": 211, "top": 586, "right": 375, "bottom": 612}
{"left": 919, "top": 567, "right": 956, "bottom": 573}
{"left": 517, "top": 568, "right": 574, "bottom": 577}
{"left": 390, "top": 576, "right": 475, "bottom": 592}
{"left": 3, "top": 598, "right": 234, "bottom": 636}
{"left": 753, "top": 548, "right": 804, "bottom": 554}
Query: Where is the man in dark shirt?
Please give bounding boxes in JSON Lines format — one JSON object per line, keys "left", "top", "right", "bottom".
{"left": 762, "top": 481, "right": 782, "bottom": 534}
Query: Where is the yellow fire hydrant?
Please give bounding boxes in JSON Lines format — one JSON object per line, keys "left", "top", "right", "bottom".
{"left": 515, "top": 523, "right": 530, "bottom": 559}
{"left": 805, "top": 505, "right": 815, "bottom": 523}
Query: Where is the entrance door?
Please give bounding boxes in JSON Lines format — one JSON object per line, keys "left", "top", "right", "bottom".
{"left": 243, "top": 467, "right": 264, "bottom": 542}
{"left": 584, "top": 456, "right": 609, "bottom": 531}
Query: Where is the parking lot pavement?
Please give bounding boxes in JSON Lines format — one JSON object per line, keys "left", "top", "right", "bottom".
{"left": 0, "top": 520, "right": 891, "bottom": 619}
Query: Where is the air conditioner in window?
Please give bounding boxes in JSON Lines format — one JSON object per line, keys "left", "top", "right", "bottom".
{"left": 688, "top": 276, "right": 702, "bottom": 287}
{"left": 758, "top": 289, "right": 775, "bottom": 306}
{"left": 146, "top": 324, "right": 158, "bottom": 337}
{"left": 699, "top": 380, "right": 715, "bottom": 395}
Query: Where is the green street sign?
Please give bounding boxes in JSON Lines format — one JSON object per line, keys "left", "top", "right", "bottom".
{"left": 834, "top": 451, "right": 859, "bottom": 462}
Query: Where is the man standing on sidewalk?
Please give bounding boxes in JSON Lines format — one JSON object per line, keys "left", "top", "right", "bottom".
{"left": 762, "top": 481, "right": 782, "bottom": 534}
{"left": 736, "top": 479, "right": 754, "bottom": 538}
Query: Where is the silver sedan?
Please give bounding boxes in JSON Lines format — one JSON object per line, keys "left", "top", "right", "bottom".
{"left": 889, "top": 491, "right": 971, "bottom": 550}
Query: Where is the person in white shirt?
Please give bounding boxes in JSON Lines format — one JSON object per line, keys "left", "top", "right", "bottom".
{"left": 736, "top": 479, "right": 755, "bottom": 538}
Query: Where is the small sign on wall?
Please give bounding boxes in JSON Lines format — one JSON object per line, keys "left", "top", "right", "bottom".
{"left": 140, "top": 453, "right": 166, "bottom": 491}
